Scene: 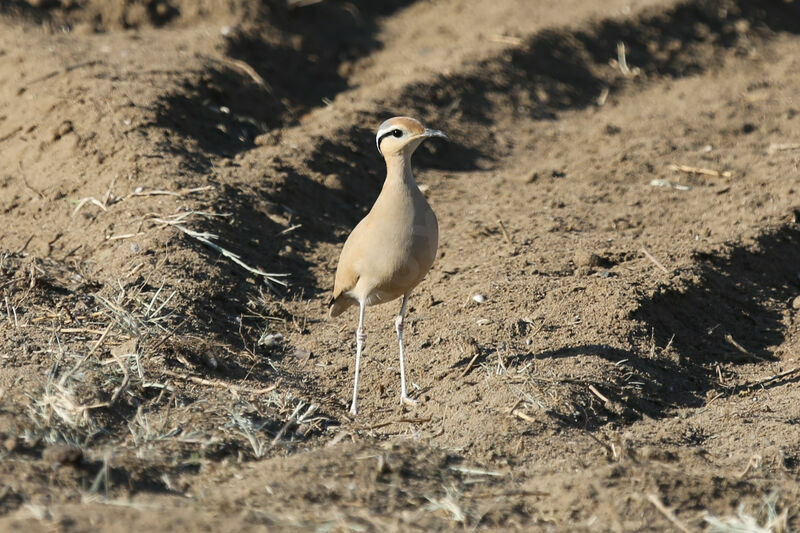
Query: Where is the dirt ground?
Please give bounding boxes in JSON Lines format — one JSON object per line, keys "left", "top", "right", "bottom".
{"left": 0, "top": 0, "right": 799, "bottom": 530}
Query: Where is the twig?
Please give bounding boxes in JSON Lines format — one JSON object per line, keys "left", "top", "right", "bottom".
{"left": 60, "top": 323, "right": 114, "bottom": 385}
{"left": 5, "top": 297, "right": 18, "bottom": 328}
{"left": 488, "top": 35, "right": 524, "bottom": 46}
{"left": 279, "top": 224, "right": 302, "bottom": 236}
{"left": 14, "top": 234, "right": 34, "bottom": 254}
{"left": 124, "top": 186, "right": 214, "bottom": 199}
{"left": 154, "top": 221, "right": 288, "bottom": 288}
{"left": 737, "top": 453, "right": 761, "bottom": 479}
{"left": 640, "top": 247, "right": 669, "bottom": 274}
{"left": 0, "top": 279, "right": 19, "bottom": 291}
{"left": 596, "top": 87, "right": 610, "bottom": 106}
{"left": 511, "top": 409, "right": 536, "bottom": 423}
{"left": 582, "top": 429, "right": 615, "bottom": 458}
{"left": 724, "top": 334, "right": 768, "bottom": 362}
{"left": 146, "top": 317, "right": 189, "bottom": 354}
{"left": 650, "top": 178, "right": 691, "bottom": 191}
{"left": 748, "top": 366, "right": 800, "bottom": 388}
{"left": 611, "top": 42, "right": 641, "bottom": 77}
{"left": 497, "top": 219, "right": 512, "bottom": 244}
{"left": 272, "top": 401, "right": 305, "bottom": 445}
{"left": 448, "top": 465, "right": 503, "bottom": 477}
{"left": 646, "top": 493, "right": 694, "bottom": 533}
{"left": 202, "top": 54, "right": 274, "bottom": 95}
{"left": 767, "top": 142, "right": 800, "bottom": 154}
{"left": 72, "top": 197, "right": 108, "bottom": 217}
{"left": 587, "top": 384, "right": 610, "bottom": 404}
{"left": 109, "top": 353, "right": 130, "bottom": 405}
{"left": 460, "top": 350, "right": 482, "bottom": 377}
{"left": 60, "top": 327, "right": 112, "bottom": 335}
{"left": 32, "top": 311, "right": 104, "bottom": 324}
{"left": 162, "top": 369, "right": 281, "bottom": 395}
{"left": 669, "top": 163, "right": 731, "bottom": 178}
{"left": 106, "top": 232, "right": 147, "bottom": 241}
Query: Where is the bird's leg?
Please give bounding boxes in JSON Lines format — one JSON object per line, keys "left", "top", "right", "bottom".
{"left": 396, "top": 293, "right": 417, "bottom": 407}
{"left": 350, "top": 301, "right": 366, "bottom": 416}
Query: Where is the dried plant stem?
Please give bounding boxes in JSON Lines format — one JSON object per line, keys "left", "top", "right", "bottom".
{"left": 161, "top": 369, "right": 280, "bottom": 395}
{"left": 154, "top": 220, "right": 288, "bottom": 288}
{"left": 641, "top": 247, "right": 669, "bottom": 274}
{"left": 60, "top": 323, "right": 113, "bottom": 385}
{"left": 646, "top": 493, "right": 694, "bottom": 533}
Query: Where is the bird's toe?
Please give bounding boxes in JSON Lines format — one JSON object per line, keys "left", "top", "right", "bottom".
{"left": 401, "top": 395, "right": 418, "bottom": 408}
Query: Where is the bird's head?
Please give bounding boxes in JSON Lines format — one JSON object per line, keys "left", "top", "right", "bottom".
{"left": 375, "top": 116, "right": 448, "bottom": 158}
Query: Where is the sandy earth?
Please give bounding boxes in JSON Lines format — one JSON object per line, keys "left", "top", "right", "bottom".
{"left": 0, "top": 0, "right": 799, "bottom": 530}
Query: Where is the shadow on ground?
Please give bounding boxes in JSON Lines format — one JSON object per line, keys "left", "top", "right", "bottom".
{"left": 501, "top": 225, "right": 800, "bottom": 430}
{"left": 404, "top": 0, "right": 800, "bottom": 156}
{"left": 153, "top": 0, "right": 419, "bottom": 165}
{"left": 636, "top": 225, "right": 800, "bottom": 365}
{"left": 150, "top": 0, "right": 800, "bottom": 388}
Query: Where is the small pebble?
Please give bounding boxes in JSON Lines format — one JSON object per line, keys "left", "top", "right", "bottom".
{"left": 292, "top": 348, "right": 312, "bottom": 363}
{"left": 574, "top": 250, "right": 602, "bottom": 268}
{"left": 792, "top": 295, "right": 800, "bottom": 310}
{"left": 3, "top": 437, "right": 17, "bottom": 453}
{"left": 472, "top": 294, "right": 486, "bottom": 304}
{"left": 259, "top": 333, "right": 283, "bottom": 347}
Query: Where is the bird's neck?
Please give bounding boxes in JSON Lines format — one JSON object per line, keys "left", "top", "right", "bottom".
{"left": 383, "top": 154, "right": 417, "bottom": 189}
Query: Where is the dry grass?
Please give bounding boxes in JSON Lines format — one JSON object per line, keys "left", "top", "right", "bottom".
{"left": 1, "top": 246, "right": 292, "bottom": 491}
{"left": 704, "top": 491, "right": 791, "bottom": 533}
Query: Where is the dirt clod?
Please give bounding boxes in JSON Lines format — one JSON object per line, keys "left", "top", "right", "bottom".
{"left": 574, "top": 250, "right": 603, "bottom": 268}
{"left": 42, "top": 445, "right": 83, "bottom": 466}
{"left": 3, "top": 437, "right": 17, "bottom": 453}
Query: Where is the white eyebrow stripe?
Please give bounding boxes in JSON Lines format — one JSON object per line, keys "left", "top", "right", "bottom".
{"left": 376, "top": 125, "right": 397, "bottom": 140}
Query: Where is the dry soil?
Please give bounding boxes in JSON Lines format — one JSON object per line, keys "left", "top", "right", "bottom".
{"left": 0, "top": 0, "right": 799, "bottom": 531}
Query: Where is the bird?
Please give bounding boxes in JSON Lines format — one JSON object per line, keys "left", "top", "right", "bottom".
{"left": 329, "top": 116, "right": 448, "bottom": 415}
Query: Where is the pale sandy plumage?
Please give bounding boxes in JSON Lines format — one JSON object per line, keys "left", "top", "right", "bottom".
{"left": 329, "top": 116, "right": 447, "bottom": 415}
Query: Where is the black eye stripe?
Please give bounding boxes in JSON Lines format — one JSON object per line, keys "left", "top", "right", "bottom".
{"left": 378, "top": 129, "right": 404, "bottom": 145}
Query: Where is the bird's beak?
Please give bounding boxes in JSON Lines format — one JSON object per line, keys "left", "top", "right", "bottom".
{"left": 423, "top": 128, "right": 449, "bottom": 141}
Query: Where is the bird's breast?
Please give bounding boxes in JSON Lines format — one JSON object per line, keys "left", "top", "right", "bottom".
{"left": 352, "top": 192, "right": 438, "bottom": 300}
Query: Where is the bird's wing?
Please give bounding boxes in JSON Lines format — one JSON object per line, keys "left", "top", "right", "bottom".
{"left": 329, "top": 263, "right": 358, "bottom": 315}
{"left": 329, "top": 219, "right": 367, "bottom": 317}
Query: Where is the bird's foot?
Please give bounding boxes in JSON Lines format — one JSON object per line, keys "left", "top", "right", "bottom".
{"left": 401, "top": 395, "right": 418, "bottom": 408}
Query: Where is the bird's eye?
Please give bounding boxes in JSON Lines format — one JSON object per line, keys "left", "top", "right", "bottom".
{"left": 392, "top": 129, "right": 403, "bottom": 137}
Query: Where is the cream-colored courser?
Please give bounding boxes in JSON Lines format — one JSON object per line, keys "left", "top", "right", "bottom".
{"left": 329, "top": 116, "right": 447, "bottom": 415}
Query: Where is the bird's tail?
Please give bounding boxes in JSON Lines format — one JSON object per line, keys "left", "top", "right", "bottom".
{"left": 328, "top": 294, "right": 354, "bottom": 318}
